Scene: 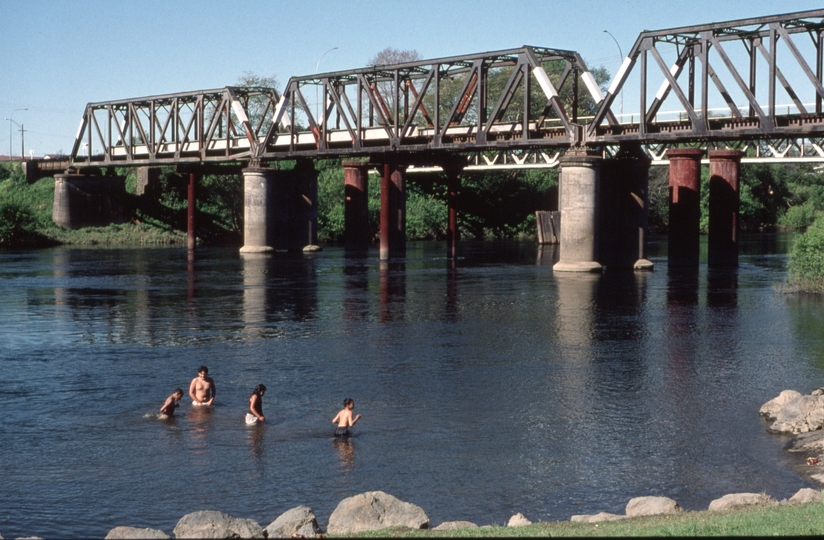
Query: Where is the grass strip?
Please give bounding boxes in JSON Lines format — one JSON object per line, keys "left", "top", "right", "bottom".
{"left": 341, "top": 501, "right": 824, "bottom": 537}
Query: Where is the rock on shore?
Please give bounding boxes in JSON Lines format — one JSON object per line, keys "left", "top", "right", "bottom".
{"left": 105, "top": 526, "right": 170, "bottom": 539}
{"left": 626, "top": 496, "right": 682, "bottom": 517}
{"left": 173, "top": 510, "right": 265, "bottom": 539}
{"left": 326, "top": 490, "right": 429, "bottom": 534}
{"left": 708, "top": 493, "right": 777, "bottom": 511}
{"left": 760, "top": 389, "right": 824, "bottom": 434}
{"left": 431, "top": 520, "right": 479, "bottom": 531}
{"left": 264, "top": 506, "right": 322, "bottom": 538}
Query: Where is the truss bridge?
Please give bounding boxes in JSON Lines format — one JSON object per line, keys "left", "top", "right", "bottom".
{"left": 42, "top": 9, "right": 824, "bottom": 271}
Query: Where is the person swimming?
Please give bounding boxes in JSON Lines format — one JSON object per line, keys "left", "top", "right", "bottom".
{"left": 332, "top": 398, "right": 361, "bottom": 437}
{"left": 246, "top": 384, "right": 266, "bottom": 425}
{"left": 159, "top": 388, "right": 184, "bottom": 419}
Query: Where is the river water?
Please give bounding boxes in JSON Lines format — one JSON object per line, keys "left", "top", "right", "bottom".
{"left": 1, "top": 235, "right": 823, "bottom": 538}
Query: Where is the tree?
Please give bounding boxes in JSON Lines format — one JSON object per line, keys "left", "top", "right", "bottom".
{"left": 366, "top": 48, "right": 423, "bottom": 123}
{"left": 235, "top": 71, "right": 281, "bottom": 137}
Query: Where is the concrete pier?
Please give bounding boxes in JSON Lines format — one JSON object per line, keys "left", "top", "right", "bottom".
{"left": 271, "top": 161, "right": 319, "bottom": 252}
{"left": 379, "top": 164, "right": 406, "bottom": 261}
{"left": 666, "top": 148, "right": 704, "bottom": 268}
{"left": 342, "top": 161, "right": 370, "bottom": 251}
{"left": 554, "top": 152, "right": 602, "bottom": 273}
{"left": 600, "top": 143, "right": 653, "bottom": 270}
{"left": 52, "top": 173, "right": 126, "bottom": 229}
{"left": 708, "top": 150, "right": 743, "bottom": 267}
{"left": 240, "top": 167, "right": 275, "bottom": 253}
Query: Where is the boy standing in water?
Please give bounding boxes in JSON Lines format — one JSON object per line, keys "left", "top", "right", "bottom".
{"left": 332, "top": 398, "right": 361, "bottom": 437}
{"left": 189, "top": 366, "right": 216, "bottom": 406}
{"left": 159, "top": 389, "right": 184, "bottom": 418}
{"left": 246, "top": 384, "right": 266, "bottom": 425}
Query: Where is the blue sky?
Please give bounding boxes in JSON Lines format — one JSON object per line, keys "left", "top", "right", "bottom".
{"left": 1, "top": 0, "right": 822, "bottom": 155}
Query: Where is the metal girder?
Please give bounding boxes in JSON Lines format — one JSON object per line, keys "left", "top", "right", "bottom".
{"left": 588, "top": 9, "right": 824, "bottom": 144}
{"left": 69, "top": 86, "right": 280, "bottom": 168}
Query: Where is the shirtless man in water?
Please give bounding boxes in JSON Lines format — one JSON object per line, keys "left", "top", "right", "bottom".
{"left": 189, "top": 366, "right": 216, "bottom": 406}
{"left": 332, "top": 398, "right": 361, "bottom": 437}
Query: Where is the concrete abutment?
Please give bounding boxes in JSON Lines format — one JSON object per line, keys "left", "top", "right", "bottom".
{"left": 52, "top": 173, "right": 127, "bottom": 229}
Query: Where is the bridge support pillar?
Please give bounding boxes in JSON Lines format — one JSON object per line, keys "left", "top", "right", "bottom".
{"left": 342, "top": 161, "right": 370, "bottom": 252}
{"left": 667, "top": 148, "right": 705, "bottom": 268}
{"left": 52, "top": 173, "right": 127, "bottom": 229}
{"left": 379, "top": 163, "right": 406, "bottom": 261}
{"left": 240, "top": 167, "right": 275, "bottom": 253}
{"left": 270, "top": 160, "right": 319, "bottom": 252}
{"left": 554, "top": 152, "right": 602, "bottom": 273}
{"left": 600, "top": 143, "right": 653, "bottom": 270}
{"left": 288, "top": 159, "right": 319, "bottom": 251}
{"left": 444, "top": 166, "right": 463, "bottom": 260}
{"left": 708, "top": 150, "right": 743, "bottom": 268}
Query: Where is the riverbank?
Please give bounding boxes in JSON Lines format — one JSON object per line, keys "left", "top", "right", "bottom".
{"left": 92, "top": 492, "right": 824, "bottom": 539}
{"left": 348, "top": 501, "right": 824, "bottom": 537}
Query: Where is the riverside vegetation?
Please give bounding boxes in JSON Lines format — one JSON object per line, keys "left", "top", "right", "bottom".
{"left": 4, "top": 159, "right": 824, "bottom": 290}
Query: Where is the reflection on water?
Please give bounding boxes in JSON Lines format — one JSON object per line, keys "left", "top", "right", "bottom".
{"left": 0, "top": 235, "right": 820, "bottom": 539}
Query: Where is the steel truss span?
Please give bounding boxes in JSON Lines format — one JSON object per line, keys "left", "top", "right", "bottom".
{"left": 67, "top": 9, "right": 824, "bottom": 170}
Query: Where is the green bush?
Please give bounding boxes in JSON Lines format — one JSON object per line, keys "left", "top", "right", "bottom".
{"left": 0, "top": 202, "right": 38, "bottom": 246}
{"left": 788, "top": 214, "right": 824, "bottom": 293}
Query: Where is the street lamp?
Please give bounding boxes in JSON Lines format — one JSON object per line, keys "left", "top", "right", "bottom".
{"left": 315, "top": 46, "right": 338, "bottom": 122}
{"left": 5, "top": 108, "right": 27, "bottom": 160}
{"left": 602, "top": 30, "right": 624, "bottom": 122}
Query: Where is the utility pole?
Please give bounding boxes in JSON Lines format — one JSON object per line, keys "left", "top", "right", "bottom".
{"left": 20, "top": 124, "right": 25, "bottom": 160}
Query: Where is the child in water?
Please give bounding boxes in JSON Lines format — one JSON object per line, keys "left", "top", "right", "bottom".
{"left": 332, "top": 398, "right": 361, "bottom": 437}
{"left": 159, "top": 389, "right": 184, "bottom": 418}
{"left": 246, "top": 384, "right": 266, "bottom": 425}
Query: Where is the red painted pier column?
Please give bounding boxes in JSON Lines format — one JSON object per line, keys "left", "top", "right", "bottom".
{"left": 708, "top": 150, "right": 743, "bottom": 268}
{"left": 379, "top": 164, "right": 406, "bottom": 261}
{"left": 187, "top": 172, "right": 197, "bottom": 251}
{"left": 342, "top": 161, "right": 370, "bottom": 252}
{"left": 666, "top": 148, "right": 704, "bottom": 268}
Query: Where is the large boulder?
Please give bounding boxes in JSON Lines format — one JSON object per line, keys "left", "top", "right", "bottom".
{"left": 789, "top": 488, "right": 823, "bottom": 505}
{"left": 625, "top": 496, "right": 682, "bottom": 517}
{"left": 761, "top": 392, "right": 824, "bottom": 434}
{"left": 760, "top": 390, "right": 802, "bottom": 418}
{"left": 708, "top": 493, "right": 777, "bottom": 511}
{"left": 104, "top": 526, "right": 170, "bottom": 539}
{"left": 173, "top": 510, "right": 265, "bottom": 539}
{"left": 507, "top": 513, "right": 532, "bottom": 527}
{"left": 326, "top": 491, "right": 429, "bottom": 534}
{"left": 570, "top": 512, "right": 627, "bottom": 523}
{"left": 431, "top": 521, "right": 478, "bottom": 531}
{"left": 264, "top": 506, "right": 322, "bottom": 538}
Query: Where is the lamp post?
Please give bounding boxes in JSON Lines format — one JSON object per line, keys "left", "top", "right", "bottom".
{"left": 602, "top": 30, "right": 623, "bottom": 122}
{"left": 5, "top": 108, "right": 27, "bottom": 160}
{"left": 315, "top": 47, "right": 338, "bottom": 122}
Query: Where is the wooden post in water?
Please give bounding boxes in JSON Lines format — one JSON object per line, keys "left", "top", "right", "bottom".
{"left": 187, "top": 172, "right": 196, "bottom": 251}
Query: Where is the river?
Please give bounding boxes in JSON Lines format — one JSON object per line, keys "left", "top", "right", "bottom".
{"left": 1, "top": 234, "right": 822, "bottom": 538}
